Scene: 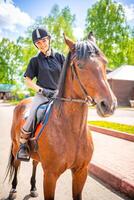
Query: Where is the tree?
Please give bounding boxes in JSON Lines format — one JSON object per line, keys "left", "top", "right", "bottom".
{"left": 48, "top": 5, "right": 76, "bottom": 54}
{"left": 126, "top": 37, "right": 134, "bottom": 65}
{"left": 126, "top": 27, "right": 134, "bottom": 65}
{"left": 17, "top": 36, "right": 37, "bottom": 77}
{"left": 0, "top": 38, "right": 23, "bottom": 84}
{"left": 85, "top": 0, "right": 131, "bottom": 68}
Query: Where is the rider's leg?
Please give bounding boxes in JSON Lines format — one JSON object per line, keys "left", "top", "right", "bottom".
{"left": 17, "top": 93, "right": 48, "bottom": 161}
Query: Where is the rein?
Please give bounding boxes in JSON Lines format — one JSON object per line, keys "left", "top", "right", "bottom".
{"left": 55, "top": 97, "right": 89, "bottom": 104}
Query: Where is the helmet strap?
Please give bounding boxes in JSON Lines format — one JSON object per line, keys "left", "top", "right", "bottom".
{"left": 44, "top": 37, "right": 51, "bottom": 57}
{"left": 45, "top": 48, "right": 51, "bottom": 57}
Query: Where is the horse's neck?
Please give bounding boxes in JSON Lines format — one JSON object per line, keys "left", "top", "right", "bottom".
{"left": 64, "top": 65, "right": 85, "bottom": 99}
{"left": 61, "top": 65, "right": 88, "bottom": 125}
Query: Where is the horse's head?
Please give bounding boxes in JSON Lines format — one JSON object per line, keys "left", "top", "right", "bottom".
{"left": 64, "top": 34, "right": 117, "bottom": 117}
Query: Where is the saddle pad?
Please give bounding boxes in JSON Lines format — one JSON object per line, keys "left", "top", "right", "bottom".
{"left": 36, "top": 103, "right": 49, "bottom": 124}
{"left": 24, "top": 101, "right": 54, "bottom": 135}
{"left": 35, "top": 100, "right": 54, "bottom": 140}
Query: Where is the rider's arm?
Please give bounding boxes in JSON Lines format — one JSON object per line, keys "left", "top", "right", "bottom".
{"left": 24, "top": 77, "right": 56, "bottom": 98}
{"left": 24, "top": 76, "right": 42, "bottom": 92}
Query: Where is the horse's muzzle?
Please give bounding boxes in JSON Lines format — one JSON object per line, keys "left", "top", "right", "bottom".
{"left": 96, "top": 99, "right": 117, "bottom": 117}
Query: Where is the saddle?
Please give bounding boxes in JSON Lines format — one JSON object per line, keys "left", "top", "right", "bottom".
{"left": 24, "top": 100, "right": 54, "bottom": 152}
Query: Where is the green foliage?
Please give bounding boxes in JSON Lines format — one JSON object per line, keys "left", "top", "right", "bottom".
{"left": 17, "top": 36, "right": 37, "bottom": 78}
{"left": 126, "top": 31, "right": 134, "bottom": 65}
{"left": 49, "top": 5, "right": 76, "bottom": 54}
{"left": 16, "top": 92, "right": 25, "bottom": 100}
{"left": 88, "top": 121, "right": 134, "bottom": 134}
{"left": 85, "top": 0, "right": 133, "bottom": 68}
{"left": 11, "top": 83, "right": 31, "bottom": 100}
{"left": 0, "top": 38, "right": 23, "bottom": 83}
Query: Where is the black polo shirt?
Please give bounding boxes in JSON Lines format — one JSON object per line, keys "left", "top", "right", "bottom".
{"left": 24, "top": 51, "right": 65, "bottom": 90}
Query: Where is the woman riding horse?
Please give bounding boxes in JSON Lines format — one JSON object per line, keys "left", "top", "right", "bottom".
{"left": 17, "top": 28, "right": 65, "bottom": 161}
{"left": 6, "top": 34, "right": 117, "bottom": 200}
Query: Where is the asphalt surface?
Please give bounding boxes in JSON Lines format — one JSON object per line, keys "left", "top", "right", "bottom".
{"left": 0, "top": 101, "right": 131, "bottom": 200}
{"left": 88, "top": 106, "right": 134, "bottom": 125}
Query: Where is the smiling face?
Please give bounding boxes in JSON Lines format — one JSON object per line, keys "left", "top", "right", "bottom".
{"left": 35, "top": 36, "right": 50, "bottom": 54}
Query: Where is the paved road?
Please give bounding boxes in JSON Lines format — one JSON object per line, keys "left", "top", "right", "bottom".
{"left": 88, "top": 107, "right": 134, "bottom": 125}
{"left": 0, "top": 102, "right": 130, "bottom": 200}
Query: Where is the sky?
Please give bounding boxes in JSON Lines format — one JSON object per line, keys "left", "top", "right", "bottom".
{"left": 0, "top": 0, "right": 134, "bottom": 41}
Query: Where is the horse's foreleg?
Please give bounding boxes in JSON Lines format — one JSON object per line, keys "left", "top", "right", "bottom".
{"left": 43, "top": 171, "right": 59, "bottom": 200}
{"left": 71, "top": 166, "right": 88, "bottom": 200}
{"left": 30, "top": 160, "right": 39, "bottom": 197}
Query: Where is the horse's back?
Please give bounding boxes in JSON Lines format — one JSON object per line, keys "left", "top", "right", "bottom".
{"left": 14, "top": 97, "right": 32, "bottom": 116}
{"left": 11, "top": 97, "right": 32, "bottom": 143}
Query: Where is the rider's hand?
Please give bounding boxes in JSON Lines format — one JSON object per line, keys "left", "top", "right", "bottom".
{"left": 39, "top": 88, "right": 58, "bottom": 98}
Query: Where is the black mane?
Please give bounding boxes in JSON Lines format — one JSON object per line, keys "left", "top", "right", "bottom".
{"left": 56, "top": 52, "right": 71, "bottom": 99}
{"left": 56, "top": 40, "right": 99, "bottom": 104}
{"left": 75, "top": 40, "right": 99, "bottom": 60}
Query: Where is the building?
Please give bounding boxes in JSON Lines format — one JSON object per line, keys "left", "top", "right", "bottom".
{"left": 107, "top": 65, "right": 134, "bottom": 106}
{"left": 0, "top": 84, "right": 14, "bottom": 100}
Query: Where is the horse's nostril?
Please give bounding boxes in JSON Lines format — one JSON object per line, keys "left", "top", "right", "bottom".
{"left": 100, "top": 100, "right": 108, "bottom": 112}
{"left": 96, "top": 100, "right": 109, "bottom": 117}
{"left": 97, "top": 99, "right": 117, "bottom": 117}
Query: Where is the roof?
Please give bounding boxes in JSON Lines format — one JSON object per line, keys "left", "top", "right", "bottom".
{"left": 107, "top": 65, "right": 134, "bottom": 81}
{"left": 0, "top": 84, "right": 14, "bottom": 92}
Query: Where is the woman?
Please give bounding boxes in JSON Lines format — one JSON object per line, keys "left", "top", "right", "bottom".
{"left": 17, "top": 28, "right": 65, "bottom": 161}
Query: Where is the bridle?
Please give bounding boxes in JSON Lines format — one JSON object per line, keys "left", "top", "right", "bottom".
{"left": 55, "top": 51, "right": 95, "bottom": 105}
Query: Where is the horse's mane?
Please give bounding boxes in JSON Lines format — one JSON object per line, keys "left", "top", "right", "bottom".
{"left": 57, "top": 51, "right": 71, "bottom": 99}
{"left": 75, "top": 41, "right": 99, "bottom": 60}
{"left": 55, "top": 40, "right": 100, "bottom": 106}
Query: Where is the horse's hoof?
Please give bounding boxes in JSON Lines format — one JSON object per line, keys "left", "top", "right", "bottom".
{"left": 8, "top": 190, "right": 17, "bottom": 200}
{"left": 30, "top": 190, "right": 38, "bottom": 198}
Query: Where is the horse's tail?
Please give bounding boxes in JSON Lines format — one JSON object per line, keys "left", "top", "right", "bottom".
{"left": 4, "top": 101, "right": 27, "bottom": 183}
{"left": 4, "top": 144, "right": 17, "bottom": 183}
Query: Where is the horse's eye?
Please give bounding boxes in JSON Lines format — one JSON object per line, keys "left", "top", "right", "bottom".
{"left": 77, "top": 62, "right": 84, "bottom": 69}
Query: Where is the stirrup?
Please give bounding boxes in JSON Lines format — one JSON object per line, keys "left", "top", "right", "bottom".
{"left": 17, "top": 153, "right": 30, "bottom": 162}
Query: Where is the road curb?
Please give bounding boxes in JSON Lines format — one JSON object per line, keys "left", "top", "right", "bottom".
{"left": 89, "top": 125, "right": 134, "bottom": 142}
{"left": 89, "top": 162, "right": 134, "bottom": 199}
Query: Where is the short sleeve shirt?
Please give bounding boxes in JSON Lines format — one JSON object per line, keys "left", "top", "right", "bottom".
{"left": 24, "top": 51, "right": 65, "bottom": 90}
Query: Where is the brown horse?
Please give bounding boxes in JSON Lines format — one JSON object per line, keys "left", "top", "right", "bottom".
{"left": 6, "top": 35, "right": 117, "bottom": 200}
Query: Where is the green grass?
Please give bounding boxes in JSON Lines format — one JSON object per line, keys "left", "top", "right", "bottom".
{"left": 88, "top": 121, "right": 134, "bottom": 135}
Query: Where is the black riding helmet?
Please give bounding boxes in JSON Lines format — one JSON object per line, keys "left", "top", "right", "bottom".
{"left": 32, "top": 28, "right": 51, "bottom": 44}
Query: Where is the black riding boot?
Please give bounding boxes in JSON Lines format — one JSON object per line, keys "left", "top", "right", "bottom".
{"left": 17, "top": 143, "right": 30, "bottom": 162}
{"left": 17, "top": 128, "right": 31, "bottom": 161}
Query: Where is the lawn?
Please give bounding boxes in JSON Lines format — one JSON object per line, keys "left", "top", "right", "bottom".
{"left": 88, "top": 121, "right": 134, "bottom": 135}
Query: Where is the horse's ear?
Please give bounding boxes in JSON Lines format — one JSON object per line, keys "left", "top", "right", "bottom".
{"left": 63, "top": 33, "right": 75, "bottom": 51}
